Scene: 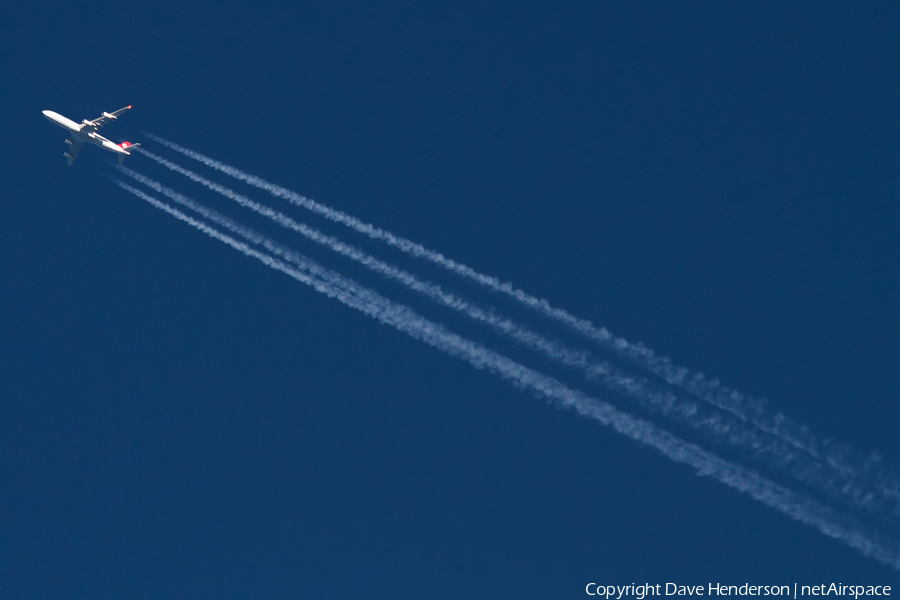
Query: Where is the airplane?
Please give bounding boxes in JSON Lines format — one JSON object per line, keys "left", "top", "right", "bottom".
{"left": 42, "top": 105, "right": 140, "bottom": 166}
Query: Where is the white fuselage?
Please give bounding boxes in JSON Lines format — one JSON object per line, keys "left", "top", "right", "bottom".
{"left": 42, "top": 110, "right": 129, "bottom": 155}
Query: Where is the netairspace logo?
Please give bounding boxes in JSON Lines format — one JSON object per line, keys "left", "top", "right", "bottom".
{"left": 585, "top": 584, "right": 892, "bottom": 599}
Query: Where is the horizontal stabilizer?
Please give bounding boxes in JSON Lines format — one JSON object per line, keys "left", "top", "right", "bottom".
{"left": 117, "top": 142, "right": 140, "bottom": 163}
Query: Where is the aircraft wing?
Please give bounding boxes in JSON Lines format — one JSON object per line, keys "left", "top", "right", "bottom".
{"left": 63, "top": 135, "right": 84, "bottom": 166}
{"left": 86, "top": 105, "right": 132, "bottom": 128}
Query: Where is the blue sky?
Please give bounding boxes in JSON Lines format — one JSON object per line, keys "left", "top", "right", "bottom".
{"left": 2, "top": 3, "right": 900, "bottom": 597}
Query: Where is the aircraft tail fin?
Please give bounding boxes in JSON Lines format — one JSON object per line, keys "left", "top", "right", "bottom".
{"left": 117, "top": 142, "right": 140, "bottom": 163}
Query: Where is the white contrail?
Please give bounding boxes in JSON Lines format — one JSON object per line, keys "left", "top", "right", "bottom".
{"left": 112, "top": 178, "right": 900, "bottom": 570}
{"left": 130, "top": 146, "right": 900, "bottom": 522}
{"left": 139, "top": 133, "right": 894, "bottom": 493}
{"left": 116, "top": 162, "right": 897, "bottom": 520}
